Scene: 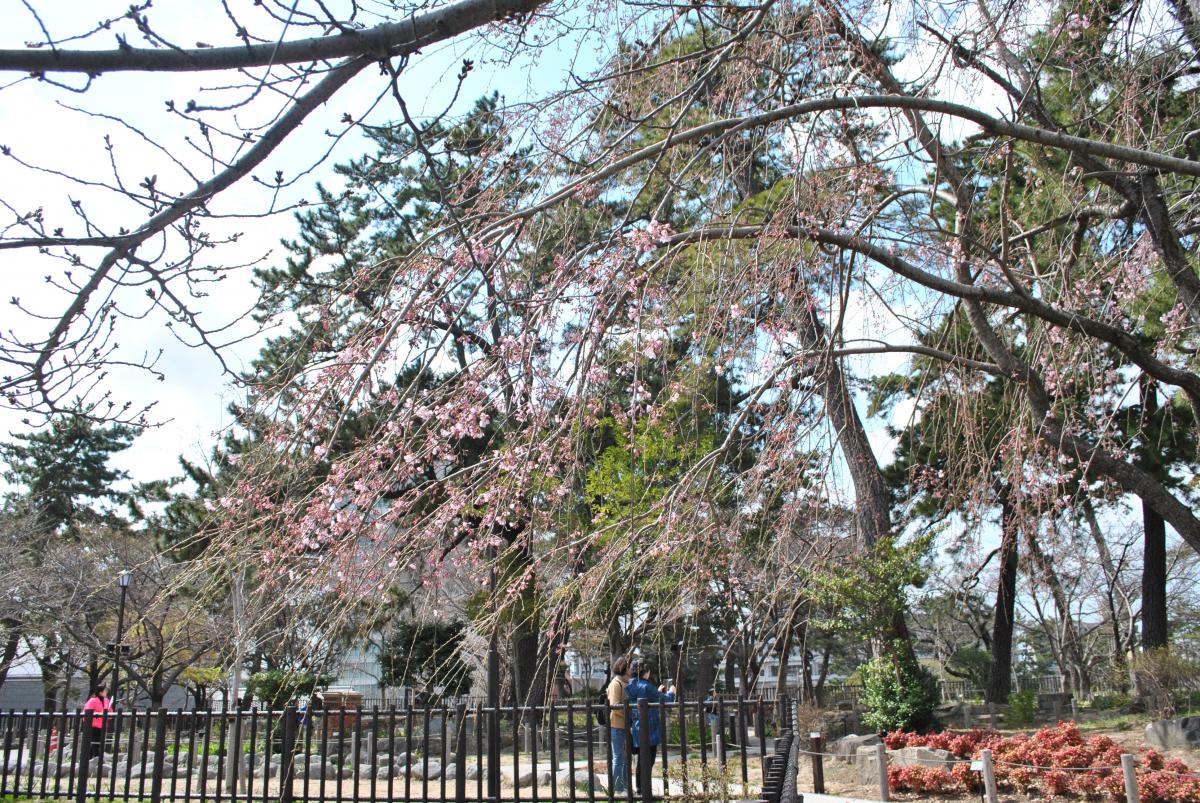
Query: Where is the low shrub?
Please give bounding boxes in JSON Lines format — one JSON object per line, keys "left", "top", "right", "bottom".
{"left": 1088, "top": 691, "right": 1132, "bottom": 711}
{"left": 1006, "top": 689, "right": 1038, "bottom": 726}
{"left": 883, "top": 721, "right": 1200, "bottom": 802}
{"left": 1132, "top": 648, "right": 1200, "bottom": 720}
{"left": 859, "top": 645, "right": 940, "bottom": 732}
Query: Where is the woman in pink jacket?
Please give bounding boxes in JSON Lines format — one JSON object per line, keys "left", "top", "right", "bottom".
{"left": 82, "top": 685, "right": 112, "bottom": 758}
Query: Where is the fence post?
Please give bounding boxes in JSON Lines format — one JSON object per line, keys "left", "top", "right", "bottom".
{"left": 808, "top": 732, "right": 824, "bottom": 794}
{"left": 1121, "top": 753, "right": 1138, "bottom": 803}
{"left": 454, "top": 703, "right": 467, "bottom": 803}
{"left": 486, "top": 636, "right": 501, "bottom": 803}
{"left": 74, "top": 711, "right": 89, "bottom": 803}
{"left": 637, "top": 699, "right": 651, "bottom": 803}
{"left": 874, "top": 741, "right": 889, "bottom": 802}
{"left": 280, "top": 705, "right": 297, "bottom": 803}
{"left": 127, "top": 710, "right": 141, "bottom": 768}
{"left": 226, "top": 705, "right": 242, "bottom": 795}
{"left": 149, "top": 709, "right": 167, "bottom": 803}
{"left": 980, "top": 748, "right": 998, "bottom": 803}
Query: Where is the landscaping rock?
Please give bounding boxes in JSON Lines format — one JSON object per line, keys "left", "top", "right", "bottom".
{"left": 503, "top": 764, "right": 553, "bottom": 787}
{"left": 411, "top": 760, "right": 441, "bottom": 780}
{"left": 832, "top": 733, "right": 880, "bottom": 762}
{"left": 503, "top": 765, "right": 535, "bottom": 787}
{"left": 935, "top": 702, "right": 964, "bottom": 720}
{"left": 443, "top": 762, "right": 456, "bottom": 780}
{"left": 891, "top": 746, "right": 959, "bottom": 768}
{"left": 556, "top": 766, "right": 594, "bottom": 788}
{"left": 464, "top": 763, "right": 481, "bottom": 780}
{"left": 855, "top": 746, "right": 882, "bottom": 784}
{"left": 1146, "top": 717, "right": 1200, "bottom": 750}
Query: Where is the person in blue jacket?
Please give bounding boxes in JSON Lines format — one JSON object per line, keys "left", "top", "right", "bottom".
{"left": 626, "top": 660, "right": 676, "bottom": 795}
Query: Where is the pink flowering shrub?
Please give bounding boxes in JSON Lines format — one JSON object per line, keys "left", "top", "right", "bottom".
{"left": 883, "top": 722, "right": 1200, "bottom": 801}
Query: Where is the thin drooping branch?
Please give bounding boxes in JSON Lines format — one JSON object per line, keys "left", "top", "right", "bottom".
{"left": 820, "top": 5, "right": 1200, "bottom": 555}
{"left": 661, "top": 224, "right": 1200, "bottom": 412}
{"left": 3, "top": 53, "right": 373, "bottom": 406}
{"left": 0, "top": 0, "right": 549, "bottom": 74}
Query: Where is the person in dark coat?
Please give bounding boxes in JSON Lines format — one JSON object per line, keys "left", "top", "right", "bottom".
{"left": 626, "top": 660, "right": 676, "bottom": 795}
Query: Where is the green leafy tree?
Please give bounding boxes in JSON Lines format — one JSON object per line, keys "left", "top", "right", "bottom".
{"left": 380, "top": 621, "right": 472, "bottom": 697}
{"left": 246, "top": 668, "right": 334, "bottom": 709}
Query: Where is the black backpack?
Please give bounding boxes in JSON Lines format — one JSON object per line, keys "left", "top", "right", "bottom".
{"left": 595, "top": 686, "right": 609, "bottom": 725}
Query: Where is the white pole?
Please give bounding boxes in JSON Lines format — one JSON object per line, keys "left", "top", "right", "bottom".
{"left": 980, "top": 749, "right": 999, "bottom": 803}
{"left": 874, "top": 742, "right": 889, "bottom": 801}
{"left": 1121, "top": 753, "right": 1138, "bottom": 803}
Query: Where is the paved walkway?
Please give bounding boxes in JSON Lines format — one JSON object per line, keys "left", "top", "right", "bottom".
{"left": 800, "top": 794, "right": 882, "bottom": 803}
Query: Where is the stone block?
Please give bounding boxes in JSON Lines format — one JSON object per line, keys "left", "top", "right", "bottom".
{"left": 1146, "top": 717, "right": 1200, "bottom": 750}
{"left": 831, "top": 733, "right": 879, "bottom": 762}
{"left": 891, "top": 746, "right": 958, "bottom": 767}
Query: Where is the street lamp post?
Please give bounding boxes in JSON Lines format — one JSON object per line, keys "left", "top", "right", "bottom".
{"left": 109, "top": 570, "right": 132, "bottom": 705}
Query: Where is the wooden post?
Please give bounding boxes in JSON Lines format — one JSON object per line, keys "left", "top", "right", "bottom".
{"left": 961, "top": 701, "right": 970, "bottom": 729}
{"left": 980, "top": 748, "right": 998, "bottom": 803}
{"left": 875, "top": 742, "right": 889, "bottom": 802}
{"left": 808, "top": 732, "right": 824, "bottom": 794}
{"left": 1121, "top": 753, "right": 1138, "bottom": 803}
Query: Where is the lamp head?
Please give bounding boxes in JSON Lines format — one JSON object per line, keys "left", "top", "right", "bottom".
{"left": 118, "top": 570, "right": 132, "bottom": 588}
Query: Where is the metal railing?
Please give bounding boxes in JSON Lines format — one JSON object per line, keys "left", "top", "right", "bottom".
{"left": 0, "top": 697, "right": 791, "bottom": 803}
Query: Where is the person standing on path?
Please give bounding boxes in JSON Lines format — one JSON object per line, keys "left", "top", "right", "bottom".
{"left": 606, "top": 656, "right": 633, "bottom": 794}
{"left": 83, "top": 685, "right": 112, "bottom": 759}
{"left": 626, "top": 660, "right": 676, "bottom": 797}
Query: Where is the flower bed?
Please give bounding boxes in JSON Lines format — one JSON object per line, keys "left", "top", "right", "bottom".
{"left": 882, "top": 722, "right": 1200, "bottom": 801}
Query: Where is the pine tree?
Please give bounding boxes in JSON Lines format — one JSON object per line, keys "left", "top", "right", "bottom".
{"left": 1, "top": 414, "right": 137, "bottom": 536}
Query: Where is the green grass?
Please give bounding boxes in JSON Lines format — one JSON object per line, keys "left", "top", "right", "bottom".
{"left": 1078, "top": 711, "right": 1146, "bottom": 731}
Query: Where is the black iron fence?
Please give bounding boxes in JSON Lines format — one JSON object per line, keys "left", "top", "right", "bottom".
{"left": 0, "top": 697, "right": 795, "bottom": 803}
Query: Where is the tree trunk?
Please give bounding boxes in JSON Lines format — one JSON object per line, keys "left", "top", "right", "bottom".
{"left": 1080, "top": 497, "right": 1133, "bottom": 667}
{"left": 0, "top": 620, "right": 20, "bottom": 691}
{"left": 1140, "top": 378, "right": 1169, "bottom": 650}
{"left": 775, "top": 618, "right": 795, "bottom": 700}
{"left": 796, "top": 303, "right": 913, "bottom": 654}
{"left": 814, "top": 646, "right": 832, "bottom": 705}
{"left": 985, "top": 488, "right": 1020, "bottom": 704}
{"left": 1142, "top": 503, "right": 1169, "bottom": 650}
{"left": 695, "top": 650, "right": 716, "bottom": 697}
{"left": 37, "top": 654, "right": 60, "bottom": 712}
{"left": 1025, "top": 527, "right": 1091, "bottom": 697}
